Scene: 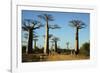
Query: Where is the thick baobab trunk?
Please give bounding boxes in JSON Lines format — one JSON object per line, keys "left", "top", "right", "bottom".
{"left": 28, "top": 29, "right": 33, "bottom": 54}
{"left": 75, "top": 28, "right": 79, "bottom": 55}
{"left": 54, "top": 41, "right": 57, "bottom": 53}
{"left": 44, "top": 19, "right": 49, "bottom": 55}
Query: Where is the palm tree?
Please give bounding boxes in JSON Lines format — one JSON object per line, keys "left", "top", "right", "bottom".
{"left": 38, "top": 14, "right": 60, "bottom": 55}
{"left": 22, "top": 19, "right": 43, "bottom": 54}
{"left": 51, "top": 37, "right": 60, "bottom": 53}
{"left": 69, "top": 20, "right": 86, "bottom": 55}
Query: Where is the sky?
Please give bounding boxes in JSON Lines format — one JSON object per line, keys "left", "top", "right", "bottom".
{"left": 22, "top": 10, "right": 90, "bottom": 49}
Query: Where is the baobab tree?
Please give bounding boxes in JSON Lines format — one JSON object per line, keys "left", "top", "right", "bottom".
{"left": 22, "top": 33, "right": 29, "bottom": 53}
{"left": 66, "top": 42, "right": 69, "bottom": 49}
{"left": 33, "top": 35, "right": 38, "bottom": 49}
{"left": 42, "top": 34, "right": 53, "bottom": 52}
{"left": 69, "top": 20, "right": 86, "bottom": 55}
{"left": 22, "top": 19, "right": 43, "bottom": 54}
{"left": 38, "top": 14, "right": 60, "bottom": 55}
{"left": 51, "top": 36, "right": 60, "bottom": 53}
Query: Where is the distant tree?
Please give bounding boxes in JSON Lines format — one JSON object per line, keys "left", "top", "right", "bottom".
{"left": 51, "top": 36, "right": 60, "bottom": 53}
{"left": 66, "top": 42, "right": 69, "bottom": 49}
{"left": 22, "top": 19, "right": 43, "bottom": 54}
{"left": 69, "top": 20, "right": 86, "bottom": 55}
{"left": 33, "top": 35, "right": 38, "bottom": 49}
{"left": 38, "top": 14, "right": 60, "bottom": 55}
{"left": 22, "top": 33, "right": 28, "bottom": 53}
{"left": 33, "top": 39, "right": 38, "bottom": 49}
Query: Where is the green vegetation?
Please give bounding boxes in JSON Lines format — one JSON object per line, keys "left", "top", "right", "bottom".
{"left": 80, "top": 42, "right": 90, "bottom": 56}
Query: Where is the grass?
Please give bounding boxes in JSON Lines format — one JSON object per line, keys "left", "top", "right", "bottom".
{"left": 47, "top": 54, "right": 89, "bottom": 61}
{"left": 22, "top": 53, "right": 89, "bottom": 62}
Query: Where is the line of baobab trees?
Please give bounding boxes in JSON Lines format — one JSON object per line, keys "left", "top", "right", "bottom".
{"left": 22, "top": 13, "right": 86, "bottom": 55}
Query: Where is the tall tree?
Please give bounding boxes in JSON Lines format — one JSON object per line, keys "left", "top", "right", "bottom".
{"left": 38, "top": 14, "right": 60, "bottom": 55}
{"left": 51, "top": 37, "right": 60, "bottom": 53}
{"left": 69, "top": 20, "right": 86, "bottom": 55}
{"left": 22, "top": 33, "right": 29, "bottom": 53}
{"left": 22, "top": 19, "right": 43, "bottom": 54}
{"left": 33, "top": 39, "right": 38, "bottom": 49}
{"left": 33, "top": 35, "right": 38, "bottom": 49}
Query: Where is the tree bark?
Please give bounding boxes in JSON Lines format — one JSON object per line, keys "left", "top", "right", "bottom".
{"left": 75, "top": 28, "right": 79, "bottom": 55}
{"left": 44, "top": 18, "right": 49, "bottom": 55}
{"left": 28, "top": 29, "right": 33, "bottom": 54}
{"left": 54, "top": 41, "right": 57, "bottom": 53}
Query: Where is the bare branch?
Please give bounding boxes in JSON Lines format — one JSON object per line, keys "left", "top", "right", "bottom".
{"left": 45, "top": 14, "right": 54, "bottom": 21}
{"left": 22, "top": 26, "right": 28, "bottom": 31}
{"left": 51, "top": 36, "right": 60, "bottom": 42}
{"left": 38, "top": 14, "right": 54, "bottom": 21}
{"left": 49, "top": 24, "right": 61, "bottom": 29}
{"left": 33, "top": 38, "right": 38, "bottom": 41}
{"left": 33, "top": 24, "right": 44, "bottom": 29}
{"left": 49, "top": 34, "right": 53, "bottom": 38}
{"left": 43, "top": 34, "right": 53, "bottom": 39}
{"left": 69, "top": 20, "right": 87, "bottom": 29}
{"left": 38, "top": 15, "right": 46, "bottom": 21}
{"left": 33, "top": 34, "right": 38, "bottom": 38}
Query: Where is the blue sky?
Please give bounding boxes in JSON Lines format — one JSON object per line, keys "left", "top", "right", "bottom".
{"left": 22, "top": 10, "right": 90, "bottom": 49}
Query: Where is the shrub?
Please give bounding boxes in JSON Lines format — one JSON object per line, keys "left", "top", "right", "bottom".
{"left": 80, "top": 42, "right": 90, "bottom": 56}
